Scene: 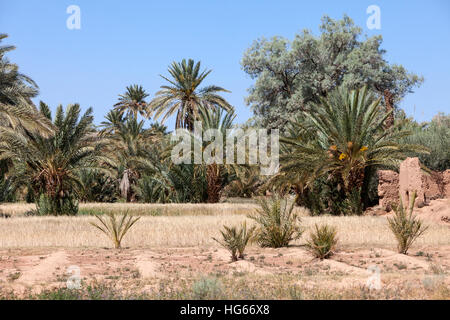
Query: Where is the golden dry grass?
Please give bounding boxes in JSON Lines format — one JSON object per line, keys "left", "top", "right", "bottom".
{"left": 0, "top": 214, "right": 448, "bottom": 248}
{"left": 0, "top": 202, "right": 308, "bottom": 217}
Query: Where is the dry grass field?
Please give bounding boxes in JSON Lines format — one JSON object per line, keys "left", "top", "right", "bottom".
{"left": 0, "top": 202, "right": 449, "bottom": 299}
{"left": 0, "top": 201, "right": 267, "bottom": 217}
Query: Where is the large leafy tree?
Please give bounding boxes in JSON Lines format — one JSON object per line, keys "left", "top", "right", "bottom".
{"left": 0, "top": 103, "right": 105, "bottom": 215}
{"left": 113, "top": 84, "right": 150, "bottom": 119}
{"left": 274, "top": 86, "right": 427, "bottom": 214}
{"left": 150, "top": 59, "right": 233, "bottom": 131}
{"left": 241, "top": 15, "right": 423, "bottom": 129}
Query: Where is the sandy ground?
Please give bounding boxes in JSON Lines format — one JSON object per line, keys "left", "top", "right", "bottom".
{"left": 0, "top": 245, "right": 448, "bottom": 298}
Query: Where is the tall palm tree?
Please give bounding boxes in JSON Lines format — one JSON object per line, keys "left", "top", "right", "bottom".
{"left": 275, "top": 86, "right": 427, "bottom": 213}
{"left": 114, "top": 84, "right": 150, "bottom": 119}
{"left": 150, "top": 59, "right": 233, "bottom": 131}
{"left": 0, "top": 103, "right": 105, "bottom": 215}
{"left": 197, "top": 107, "right": 236, "bottom": 202}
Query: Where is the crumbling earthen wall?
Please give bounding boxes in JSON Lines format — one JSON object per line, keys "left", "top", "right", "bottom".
{"left": 378, "top": 170, "right": 399, "bottom": 211}
{"left": 378, "top": 157, "right": 450, "bottom": 211}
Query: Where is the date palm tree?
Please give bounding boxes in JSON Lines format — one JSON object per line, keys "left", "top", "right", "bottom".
{"left": 0, "top": 103, "right": 106, "bottom": 215}
{"left": 113, "top": 84, "right": 150, "bottom": 120}
{"left": 197, "top": 107, "right": 236, "bottom": 202}
{"left": 276, "top": 86, "right": 427, "bottom": 213}
{"left": 150, "top": 59, "right": 233, "bottom": 131}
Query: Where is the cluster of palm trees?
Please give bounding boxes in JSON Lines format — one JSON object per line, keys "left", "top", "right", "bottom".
{"left": 0, "top": 33, "right": 428, "bottom": 215}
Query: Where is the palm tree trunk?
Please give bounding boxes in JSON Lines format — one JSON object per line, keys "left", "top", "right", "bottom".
{"left": 206, "top": 163, "right": 221, "bottom": 203}
{"left": 119, "top": 170, "right": 131, "bottom": 202}
{"left": 383, "top": 89, "right": 394, "bottom": 128}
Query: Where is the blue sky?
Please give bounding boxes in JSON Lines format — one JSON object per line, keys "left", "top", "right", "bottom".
{"left": 1, "top": 0, "right": 449, "bottom": 129}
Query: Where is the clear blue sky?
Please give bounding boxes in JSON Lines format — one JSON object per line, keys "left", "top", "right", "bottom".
{"left": 1, "top": 0, "right": 449, "bottom": 129}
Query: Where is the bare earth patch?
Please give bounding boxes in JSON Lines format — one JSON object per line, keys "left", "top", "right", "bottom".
{"left": 0, "top": 245, "right": 448, "bottom": 299}
{"left": 0, "top": 201, "right": 448, "bottom": 299}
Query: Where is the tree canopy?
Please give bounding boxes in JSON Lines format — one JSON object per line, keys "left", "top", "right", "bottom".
{"left": 241, "top": 15, "right": 423, "bottom": 129}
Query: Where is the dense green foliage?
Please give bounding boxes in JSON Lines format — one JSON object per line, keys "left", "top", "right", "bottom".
{"left": 0, "top": 15, "right": 447, "bottom": 217}
{"left": 0, "top": 103, "right": 104, "bottom": 215}
{"left": 400, "top": 112, "right": 450, "bottom": 171}
{"left": 271, "top": 86, "right": 427, "bottom": 215}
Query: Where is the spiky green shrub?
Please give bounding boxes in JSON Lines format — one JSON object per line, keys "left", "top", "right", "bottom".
{"left": 306, "top": 224, "right": 338, "bottom": 259}
{"left": 213, "top": 222, "right": 255, "bottom": 261}
{"left": 249, "top": 196, "right": 303, "bottom": 248}
{"left": 90, "top": 211, "right": 140, "bottom": 249}
{"left": 387, "top": 191, "right": 428, "bottom": 254}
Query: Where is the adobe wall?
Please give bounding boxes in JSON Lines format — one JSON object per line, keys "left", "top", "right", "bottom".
{"left": 377, "top": 158, "right": 450, "bottom": 211}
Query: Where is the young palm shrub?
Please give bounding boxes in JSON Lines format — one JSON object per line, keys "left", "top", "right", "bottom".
{"left": 306, "top": 224, "right": 338, "bottom": 259}
{"left": 213, "top": 222, "right": 255, "bottom": 261}
{"left": 249, "top": 196, "right": 303, "bottom": 248}
{"left": 387, "top": 191, "right": 428, "bottom": 255}
{"left": 90, "top": 212, "right": 141, "bottom": 249}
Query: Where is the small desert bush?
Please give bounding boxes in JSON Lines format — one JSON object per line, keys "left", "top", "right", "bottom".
{"left": 191, "top": 277, "right": 223, "bottom": 300}
{"left": 306, "top": 224, "right": 338, "bottom": 259}
{"left": 387, "top": 191, "right": 428, "bottom": 254}
{"left": 213, "top": 222, "right": 255, "bottom": 261}
{"left": 90, "top": 211, "right": 140, "bottom": 248}
{"left": 249, "top": 196, "right": 303, "bottom": 248}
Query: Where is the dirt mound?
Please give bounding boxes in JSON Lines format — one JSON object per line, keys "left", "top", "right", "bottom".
{"left": 135, "top": 252, "right": 161, "bottom": 278}
{"left": 18, "top": 251, "right": 69, "bottom": 285}
{"left": 413, "top": 198, "right": 450, "bottom": 225}
{"left": 230, "top": 260, "right": 272, "bottom": 275}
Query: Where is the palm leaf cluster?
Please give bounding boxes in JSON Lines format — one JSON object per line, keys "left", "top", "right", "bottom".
{"left": 387, "top": 191, "right": 428, "bottom": 254}
{"left": 0, "top": 34, "right": 53, "bottom": 136}
{"left": 273, "top": 86, "right": 428, "bottom": 214}
{"left": 151, "top": 59, "right": 233, "bottom": 130}
{"left": 249, "top": 196, "right": 303, "bottom": 248}
{"left": 113, "top": 84, "right": 150, "bottom": 119}
{"left": 0, "top": 103, "right": 105, "bottom": 214}
{"left": 306, "top": 224, "right": 338, "bottom": 259}
{"left": 90, "top": 211, "right": 141, "bottom": 249}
